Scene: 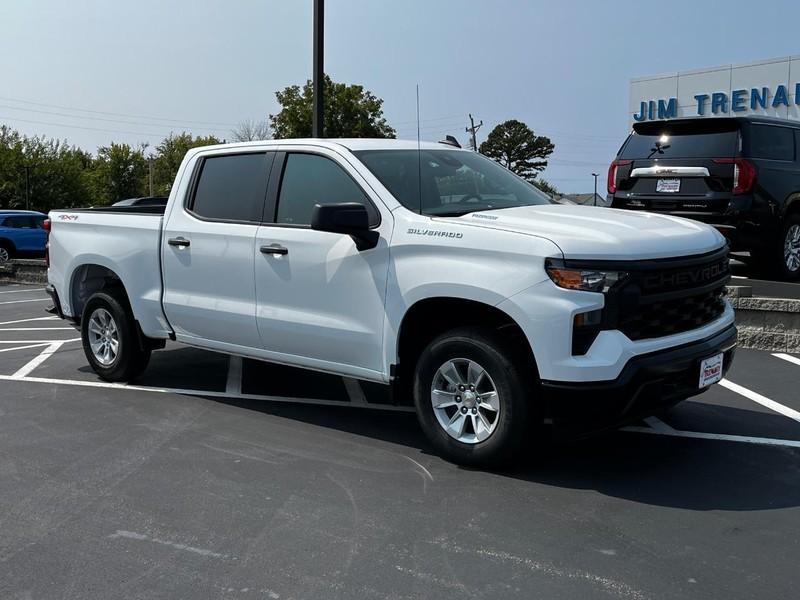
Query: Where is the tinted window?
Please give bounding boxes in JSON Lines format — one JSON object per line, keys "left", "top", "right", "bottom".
{"left": 276, "top": 153, "right": 374, "bottom": 225}
{"left": 355, "top": 149, "right": 552, "bottom": 216}
{"left": 191, "top": 153, "right": 269, "bottom": 222}
{"left": 748, "top": 125, "right": 795, "bottom": 161}
{"left": 621, "top": 130, "right": 739, "bottom": 159}
{"left": 4, "top": 216, "right": 39, "bottom": 229}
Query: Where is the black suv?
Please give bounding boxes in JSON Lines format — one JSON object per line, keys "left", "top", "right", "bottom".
{"left": 608, "top": 116, "right": 800, "bottom": 280}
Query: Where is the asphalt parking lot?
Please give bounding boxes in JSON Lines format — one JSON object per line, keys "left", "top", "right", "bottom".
{"left": 1, "top": 284, "right": 799, "bottom": 599}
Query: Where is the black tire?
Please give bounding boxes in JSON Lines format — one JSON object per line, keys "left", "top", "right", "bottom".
{"left": 0, "top": 242, "right": 13, "bottom": 263}
{"left": 752, "top": 214, "right": 800, "bottom": 281}
{"left": 81, "top": 289, "right": 151, "bottom": 382}
{"left": 413, "top": 327, "right": 532, "bottom": 467}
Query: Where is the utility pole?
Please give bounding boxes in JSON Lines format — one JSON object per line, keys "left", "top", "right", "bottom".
{"left": 591, "top": 173, "right": 599, "bottom": 206}
{"left": 312, "top": 0, "right": 324, "bottom": 138}
{"left": 465, "top": 114, "right": 483, "bottom": 151}
{"left": 24, "top": 165, "right": 31, "bottom": 211}
{"left": 148, "top": 157, "right": 154, "bottom": 197}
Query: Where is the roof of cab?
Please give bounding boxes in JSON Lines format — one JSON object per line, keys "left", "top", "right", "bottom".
{"left": 189, "top": 137, "right": 466, "bottom": 155}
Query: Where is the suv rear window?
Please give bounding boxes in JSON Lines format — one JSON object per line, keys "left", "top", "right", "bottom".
{"left": 747, "top": 125, "right": 795, "bottom": 161}
{"left": 621, "top": 121, "right": 739, "bottom": 159}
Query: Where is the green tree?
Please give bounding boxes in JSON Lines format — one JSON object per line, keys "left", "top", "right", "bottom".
{"left": 91, "top": 142, "right": 148, "bottom": 205}
{"left": 531, "top": 177, "right": 558, "bottom": 197}
{"left": 270, "top": 75, "right": 395, "bottom": 139}
{"left": 153, "top": 132, "right": 221, "bottom": 194}
{"left": 479, "top": 120, "right": 554, "bottom": 181}
{"left": 0, "top": 126, "right": 95, "bottom": 212}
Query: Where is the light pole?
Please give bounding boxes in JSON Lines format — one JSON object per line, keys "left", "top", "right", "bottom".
{"left": 312, "top": 0, "right": 324, "bottom": 138}
{"left": 591, "top": 173, "right": 599, "bottom": 206}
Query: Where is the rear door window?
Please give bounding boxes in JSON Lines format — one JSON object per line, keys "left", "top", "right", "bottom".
{"left": 747, "top": 125, "right": 795, "bottom": 161}
{"left": 189, "top": 153, "right": 270, "bottom": 222}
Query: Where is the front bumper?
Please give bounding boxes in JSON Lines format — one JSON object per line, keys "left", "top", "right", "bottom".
{"left": 542, "top": 324, "right": 737, "bottom": 437}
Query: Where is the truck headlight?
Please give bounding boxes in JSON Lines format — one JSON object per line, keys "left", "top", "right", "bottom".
{"left": 545, "top": 260, "right": 628, "bottom": 293}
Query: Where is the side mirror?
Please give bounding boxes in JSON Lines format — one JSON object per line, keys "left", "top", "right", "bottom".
{"left": 311, "top": 203, "right": 379, "bottom": 250}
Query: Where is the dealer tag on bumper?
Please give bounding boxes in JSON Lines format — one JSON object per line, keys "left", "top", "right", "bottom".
{"left": 699, "top": 353, "right": 724, "bottom": 388}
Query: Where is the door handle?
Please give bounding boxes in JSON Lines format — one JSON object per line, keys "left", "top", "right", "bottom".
{"left": 168, "top": 237, "right": 191, "bottom": 248}
{"left": 260, "top": 244, "right": 288, "bottom": 256}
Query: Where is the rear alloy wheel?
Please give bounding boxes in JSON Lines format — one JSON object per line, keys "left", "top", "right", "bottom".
{"left": 783, "top": 221, "right": 800, "bottom": 278}
{"left": 0, "top": 245, "right": 11, "bottom": 263}
{"left": 414, "top": 327, "right": 532, "bottom": 466}
{"left": 81, "top": 289, "right": 151, "bottom": 382}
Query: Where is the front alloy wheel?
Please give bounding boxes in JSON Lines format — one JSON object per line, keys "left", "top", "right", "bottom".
{"left": 413, "top": 326, "right": 533, "bottom": 466}
{"left": 431, "top": 358, "right": 500, "bottom": 443}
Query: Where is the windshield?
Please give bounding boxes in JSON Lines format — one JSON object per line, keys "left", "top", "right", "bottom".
{"left": 354, "top": 149, "right": 553, "bottom": 217}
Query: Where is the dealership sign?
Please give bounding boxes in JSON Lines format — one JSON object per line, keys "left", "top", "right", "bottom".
{"left": 630, "top": 56, "right": 800, "bottom": 124}
{"left": 634, "top": 83, "right": 800, "bottom": 122}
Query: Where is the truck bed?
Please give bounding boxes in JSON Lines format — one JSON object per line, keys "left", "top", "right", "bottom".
{"left": 47, "top": 208, "right": 171, "bottom": 339}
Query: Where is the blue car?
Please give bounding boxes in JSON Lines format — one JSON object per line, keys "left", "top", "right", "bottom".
{"left": 0, "top": 210, "right": 48, "bottom": 262}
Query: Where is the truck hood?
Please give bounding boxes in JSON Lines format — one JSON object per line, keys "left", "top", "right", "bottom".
{"left": 449, "top": 204, "right": 725, "bottom": 260}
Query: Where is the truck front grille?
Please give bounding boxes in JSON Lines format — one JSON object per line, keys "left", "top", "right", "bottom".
{"left": 567, "top": 246, "right": 731, "bottom": 354}
{"left": 618, "top": 285, "right": 727, "bottom": 341}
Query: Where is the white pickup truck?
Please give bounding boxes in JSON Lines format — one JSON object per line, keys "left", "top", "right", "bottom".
{"left": 46, "top": 138, "right": 737, "bottom": 465}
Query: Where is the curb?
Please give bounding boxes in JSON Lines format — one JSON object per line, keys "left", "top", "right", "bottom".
{"left": 730, "top": 295, "right": 800, "bottom": 353}
{"left": 0, "top": 259, "right": 48, "bottom": 285}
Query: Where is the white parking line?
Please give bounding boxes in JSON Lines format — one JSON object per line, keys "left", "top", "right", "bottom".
{"left": 773, "top": 353, "right": 800, "bottom": 367}
{"left": 342, "top": 377, "right": 367, "bottom": 405}
{"left": 720, "top": 378, "right": 800, "bottom": 425}
{"left": 11, "top": 342, "right": 65, "bottom": 379}
{"left": 0, "top": 316, "right": 59, "bottom": 326}
{"left": 0, "top": 343, "right": 50, "bottom": 354}
{"left": 0, "top": 373, "right": 417, "bottom": 412}
{"left": 623, "top": 424, "right": 800, "bottom": 448}
{"left": 0, "top": 338, "right": 80, "bottom": 344}
{"left": 0, "top": 298, "right": 50, "bottom": 305}
{"left": 0, "top": 288, "right": 45, "bottom": 294}
{"left": 0, "top": 327, "right": 74, "bottom": 331}
{"left": 225, "top": 356, "right": 242, "bottom": 394}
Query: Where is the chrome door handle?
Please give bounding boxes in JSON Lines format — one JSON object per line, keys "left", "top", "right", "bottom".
{"left": 260, "top": 244, "right": 288, "bottom": 255}
{"left": 168, "top": 237, "right": 190, "bottom": 248}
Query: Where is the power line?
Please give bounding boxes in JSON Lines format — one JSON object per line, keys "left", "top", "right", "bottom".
{"left": 0, "top": 103, "right": 229, "bottom": 134}
{"left": 0, "top": 114, "right": 190, "bottom": 138}
{"left": 0, "top": 95, "right": 238, "bottom": 128}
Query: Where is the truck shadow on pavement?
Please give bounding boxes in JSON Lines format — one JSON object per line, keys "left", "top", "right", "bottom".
{"left": 202, "top": 393, "right": 800, "bottom": 513}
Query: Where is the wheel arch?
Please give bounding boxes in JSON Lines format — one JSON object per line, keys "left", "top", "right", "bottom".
{"left": 394, "top": 297, "right": 538, "bottom": 388}
{"left": 69, "top": 262, "right": 131, "bottom": 320}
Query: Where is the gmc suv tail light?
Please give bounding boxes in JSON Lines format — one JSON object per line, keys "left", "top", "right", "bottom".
{"left": 43, "top": 218, "right": 51, "bottom": 268}
{"left": 713, "top": 158, "right": 756, "bottom": 194}
{"left": 607, "top": 159, "right": 632, "bottom": 194}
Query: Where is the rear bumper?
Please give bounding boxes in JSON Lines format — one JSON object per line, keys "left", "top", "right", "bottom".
{"left": 45, "top": 284, "right": 65, "bottom": 319}
{"left": 542, "top": 324, "right": 737, "bottom": 437}
{"left": 609, "top": 194, "right": 775, "bottom": 251}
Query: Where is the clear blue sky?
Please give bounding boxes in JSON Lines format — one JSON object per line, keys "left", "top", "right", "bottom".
{"left": 1, "top": 0, "right": 798, "bottom": 192}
